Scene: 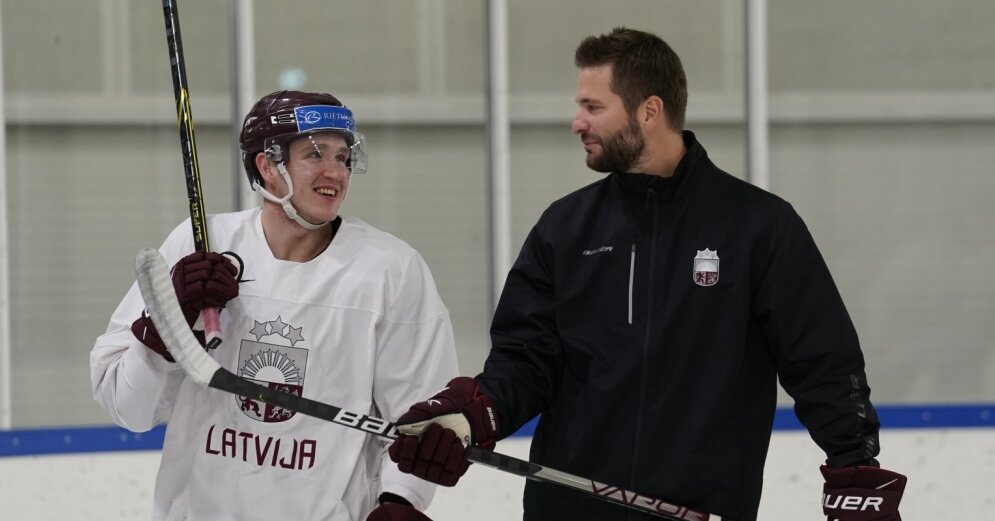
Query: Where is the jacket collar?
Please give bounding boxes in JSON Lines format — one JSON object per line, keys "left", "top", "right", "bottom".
{"left": 611, "top": 130, "right": 707, "bottom": 202}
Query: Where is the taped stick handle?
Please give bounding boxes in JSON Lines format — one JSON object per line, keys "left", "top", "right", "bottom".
{"left": 202, "top": 309, "right": 221, "bottom": 348}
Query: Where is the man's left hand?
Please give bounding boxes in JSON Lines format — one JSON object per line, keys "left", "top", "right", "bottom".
{"left": 821, "top": 464, "right": 907, "bottom": 520}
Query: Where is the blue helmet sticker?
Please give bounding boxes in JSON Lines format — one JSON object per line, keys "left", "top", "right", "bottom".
{"left": 293, "top": 105, "right": 356, "bottom": 133}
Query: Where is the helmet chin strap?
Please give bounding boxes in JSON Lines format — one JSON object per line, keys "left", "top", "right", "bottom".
{"left": 253, "top": 163, "right": 326, "bottom": 231}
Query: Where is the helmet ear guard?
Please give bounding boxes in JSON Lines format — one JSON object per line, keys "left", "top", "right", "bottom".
{"left": 264, "top": 142, "right": 286, "bottom": 163}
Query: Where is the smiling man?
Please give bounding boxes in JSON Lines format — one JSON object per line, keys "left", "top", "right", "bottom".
{"left": 91, "top": 91, "right": 457, "bottom": 521}
{"left": 388, "top": 28, "right": 907, "bottom": 521}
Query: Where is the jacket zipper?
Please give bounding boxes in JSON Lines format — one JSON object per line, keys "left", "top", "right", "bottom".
{"left": 627, "top": 244, "right": 636, "bottom": 325}
{"left": 630, "top": 187, "right": 658, "bottom": 495}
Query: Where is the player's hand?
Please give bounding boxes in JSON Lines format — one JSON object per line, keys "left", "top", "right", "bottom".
{"left": 388, "top": 377, "right": 499, "bottom": 486}
{"left": 131, "top": 251, "right": 239, "bottom": 361}
{"left": 366, "top": 502, "right": 433, "bottom": 521}
{"left": 821, "top": 464, "right": 906, "bottom": 520}
{"left": 170, "top": 251, "right": 240, "bottom": 321}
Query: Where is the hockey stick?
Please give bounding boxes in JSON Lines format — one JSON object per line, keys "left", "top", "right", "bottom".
{"left": 133, "top": 247, "right": 724, "bottom": 521}
{"left": 161, "top": 0, "right": 222, "bottom": 349}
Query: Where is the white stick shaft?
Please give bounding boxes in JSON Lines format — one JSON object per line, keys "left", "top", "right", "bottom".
{"left": 134, "top": 248, "right": 220, "bottom": 385}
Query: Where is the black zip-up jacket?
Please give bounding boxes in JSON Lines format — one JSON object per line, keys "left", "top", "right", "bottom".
{"left": 476, "top": 131, "right": 880, "bottom": 521}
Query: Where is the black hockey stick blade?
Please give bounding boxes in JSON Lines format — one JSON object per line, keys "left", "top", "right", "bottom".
{"left": 134, "top": 248, "right": 724, "bottom": 521}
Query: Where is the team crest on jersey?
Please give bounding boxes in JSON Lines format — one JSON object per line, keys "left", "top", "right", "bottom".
{"left": 235, "top": 316, "right": 309, "bottom": 423}
{"left": 692, "top": 249, "right": 720, "bottom": 287}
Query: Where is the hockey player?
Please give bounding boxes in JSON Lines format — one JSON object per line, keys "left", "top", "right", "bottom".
{"left": 387, "top": 28, "right": 907, "bottom": 521}
{"left": 92, "top": 90, "right": 454, "bottom": 521}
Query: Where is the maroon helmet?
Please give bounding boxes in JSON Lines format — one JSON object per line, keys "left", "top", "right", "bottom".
{"left": 239, "top": 90, "right": 367, "bottom": 188}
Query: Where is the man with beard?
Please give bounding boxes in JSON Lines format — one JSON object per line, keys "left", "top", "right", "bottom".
{"left": 387, "top": 28, "right": 906, "bottom": 521}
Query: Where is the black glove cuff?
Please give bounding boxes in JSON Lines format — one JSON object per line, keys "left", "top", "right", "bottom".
{"left": 378, "top": 492, "right": 412, "bottom": 507}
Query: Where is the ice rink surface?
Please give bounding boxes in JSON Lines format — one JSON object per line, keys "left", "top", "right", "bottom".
{"left": 1, "top": 428, "right": 992, "bottom": 520}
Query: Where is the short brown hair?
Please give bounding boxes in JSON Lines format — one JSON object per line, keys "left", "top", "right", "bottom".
{"left": 575, "top": 27, "right": 688, "bottom": 131}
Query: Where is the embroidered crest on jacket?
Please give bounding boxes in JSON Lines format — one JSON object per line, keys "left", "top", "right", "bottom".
{"left": 693, "top": 249, "right": 720, "bottom": 287}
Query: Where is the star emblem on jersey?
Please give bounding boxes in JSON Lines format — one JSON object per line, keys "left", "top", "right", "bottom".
{"left": 692, "top": 249, "right": 720, "bottom": 287}
{"left": 249, "top": 315, "right": 305, "bottom": 346}
{"left": 236, "top": 316, "right": 310, "bottom": 423}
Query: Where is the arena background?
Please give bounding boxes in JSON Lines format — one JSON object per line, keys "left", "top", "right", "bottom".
{"left": 1, "top": 1, "right": 993, "bottom": 518}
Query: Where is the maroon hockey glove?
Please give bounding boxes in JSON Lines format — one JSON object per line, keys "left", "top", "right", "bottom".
{"left": 390, "top": 423, "right": 469, "bottom": 487}
{"left": 821, "top": 464, "right": 907, "bottom": 521}
{"left": 388, "top": 377, "right": 499, "bottom": 486}
{"left": 131, "top": 251, "right": 239, "bottom": 361}
{"left": 366, "top": 502, "right": 432, "bottom": 521}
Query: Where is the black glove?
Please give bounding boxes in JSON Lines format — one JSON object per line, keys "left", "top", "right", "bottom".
{"left": 131, "top": 251, "right": 238, "bottom": 361}
{"left": 388, "top": 377, "right": 499, "bottom": 486}
{"left": 821, "top": 464, "right": 907, "bottom": 520}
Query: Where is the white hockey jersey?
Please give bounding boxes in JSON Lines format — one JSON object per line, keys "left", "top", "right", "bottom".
{"left": 91, "top": 208, "right": 459, "bottom": 521}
